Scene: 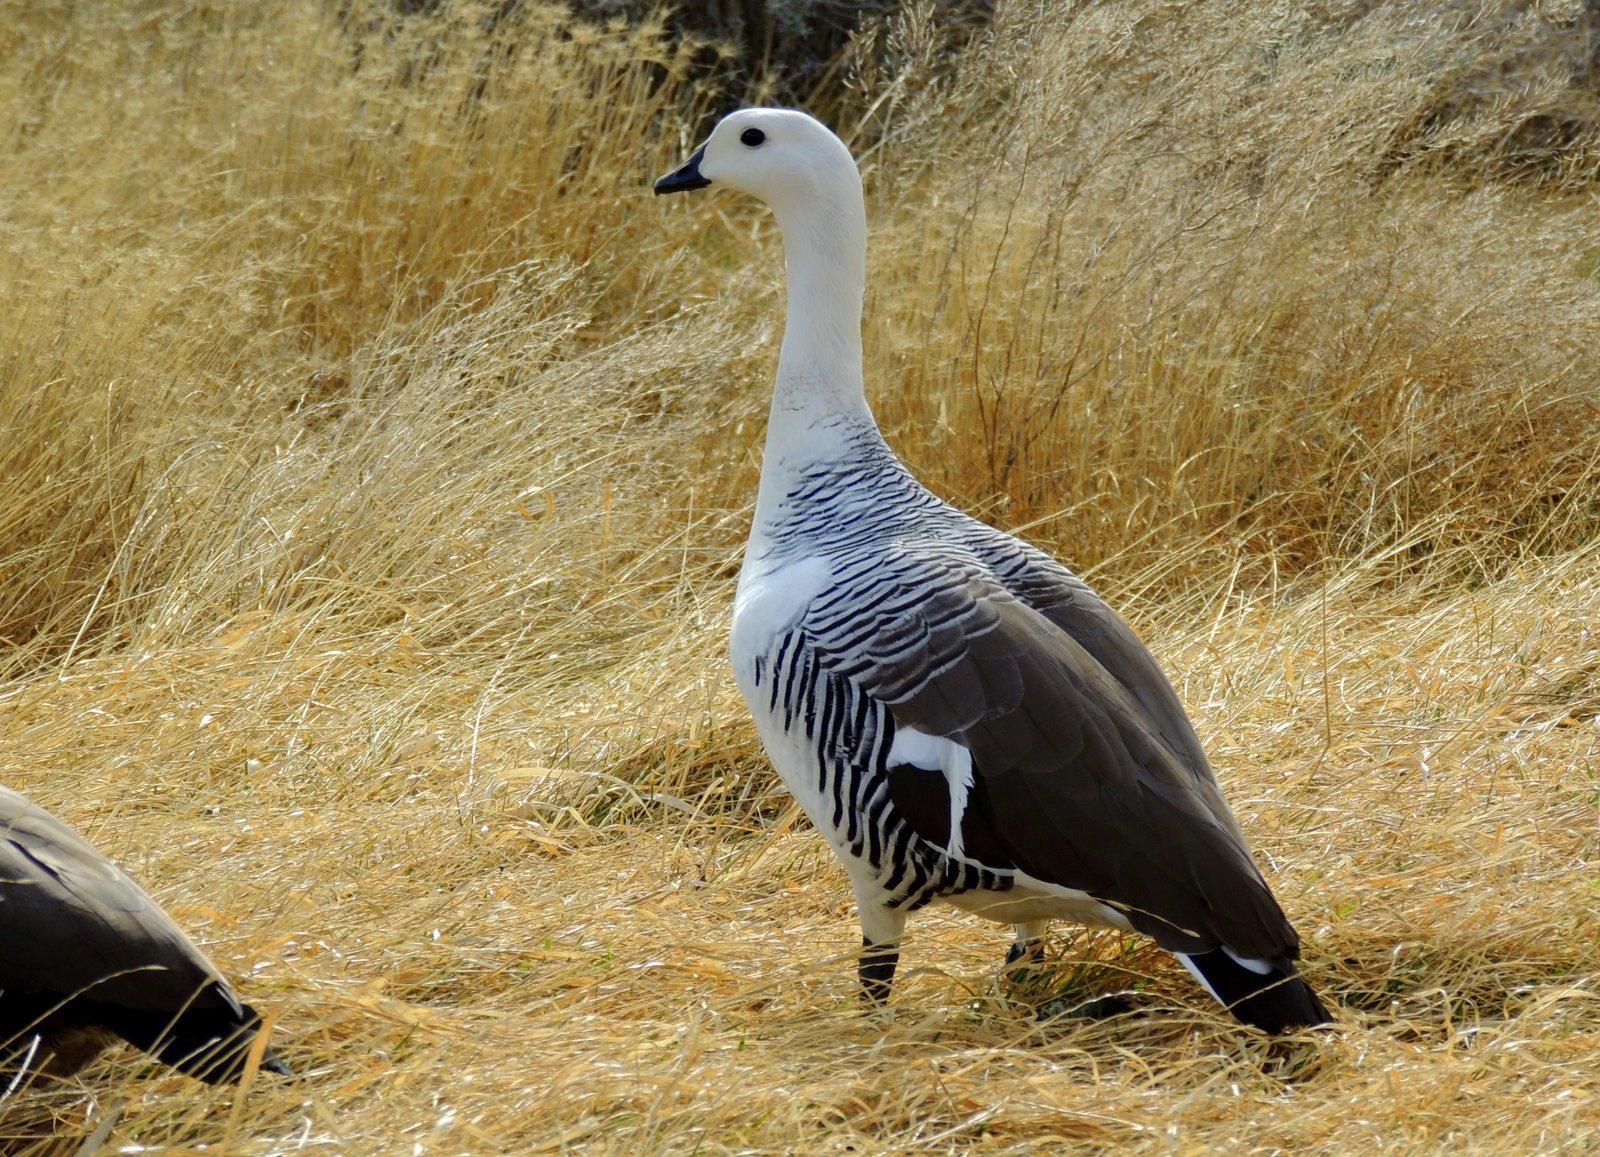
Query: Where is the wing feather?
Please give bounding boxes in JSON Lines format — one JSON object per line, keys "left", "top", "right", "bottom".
{"left": 801, "top": 548, "right": 1300, "bottom": 962}
{"left": 0, "top": 787, "right": 237, "bottom": 1015}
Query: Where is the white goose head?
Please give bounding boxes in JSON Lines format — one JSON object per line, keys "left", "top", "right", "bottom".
{"left": 654, "top": 107, "right": 861, "bottom": 215}
{"left": 655, "top": 109, "right": 871, "bottom": 409}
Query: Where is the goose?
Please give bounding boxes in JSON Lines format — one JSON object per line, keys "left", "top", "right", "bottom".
{"left": 654, "top": 108, "right": 1331, "bottom": 1032}
{"left": 0, "top": 785, "right": 288, "bottom": 1082}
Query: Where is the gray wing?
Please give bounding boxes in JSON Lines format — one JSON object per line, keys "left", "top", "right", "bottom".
{"left": 0, "top": 786, "right": 240, "bottom": 1016}
{"left": 979, "top": 535, "right": 1226, "bottom": 795}
{"left": 804, "top": 547, "right": 1300, "bottom": 961}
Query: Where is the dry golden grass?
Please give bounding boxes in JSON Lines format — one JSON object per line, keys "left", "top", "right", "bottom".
{"left": 3, "top": 0, "right": 1600, "bottom": 1151}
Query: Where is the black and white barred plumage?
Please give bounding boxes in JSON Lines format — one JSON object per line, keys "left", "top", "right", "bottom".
{"left": 749, "top": 501, "right": 1021, "bottom": 920}
{"left": 656, "top": 108, "right": 1330, "bottom": 1032}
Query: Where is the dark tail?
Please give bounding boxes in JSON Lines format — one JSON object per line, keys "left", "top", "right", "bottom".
{"left": 98, "top": 995, "right": 291, "bottom": 1084}
{"left": 1183, "top": 949, "right": 1332, "bottom": 1034}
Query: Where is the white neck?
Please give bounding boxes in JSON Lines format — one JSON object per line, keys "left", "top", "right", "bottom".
{"left": 750, "top": 182, "right": 884, "bottom": 536}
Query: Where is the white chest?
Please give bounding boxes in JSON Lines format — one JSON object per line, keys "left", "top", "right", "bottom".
{"left": 728, "top": 553, "right": 831, "bottom": 696}
{"left": 728, "top": 553, "right": 869, "bottom": 842}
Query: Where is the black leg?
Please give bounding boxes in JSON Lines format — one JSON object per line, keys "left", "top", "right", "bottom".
{"left": 1004, "top": 937, "right": 1044, "bottom": 968}
{"left": 1005, "top": 921, "right": 1051, "bottom": 971}
{"left": 1002, "top": 935, "right": 1055, "bottom": 1006}
{"left": 859, "top": 937, "right": 900, "bottom": 1005}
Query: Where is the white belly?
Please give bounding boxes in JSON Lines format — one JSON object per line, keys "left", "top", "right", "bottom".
{"left": 940, "top": 878, "right": 1133, "bottom": 931}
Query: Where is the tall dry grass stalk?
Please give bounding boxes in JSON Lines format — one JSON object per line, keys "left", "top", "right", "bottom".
{"left": 1, "top": 0, "right": 1599, "bottom": 1152}
{"left": 853, "top": 2, "right": 1600, "bottom": 602}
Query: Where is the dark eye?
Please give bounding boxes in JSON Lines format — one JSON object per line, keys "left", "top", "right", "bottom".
{"left": 740, "top": 127, "right": 766, "bottom": 148}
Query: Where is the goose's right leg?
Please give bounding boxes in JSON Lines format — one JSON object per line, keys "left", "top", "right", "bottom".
{"left": 1005, "top": 919, "right": 1052, "bottom": 968}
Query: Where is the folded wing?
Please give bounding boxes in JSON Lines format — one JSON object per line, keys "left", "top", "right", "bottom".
{"left": 804, "top": 551, "right": 1300, "bottom": 965}
{"left": 0, "top": 787, "right": 283, "bottom": 1082}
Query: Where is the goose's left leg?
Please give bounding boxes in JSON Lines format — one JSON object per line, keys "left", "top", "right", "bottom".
{"left": 856, "top": 897, "right": 908, "bottom": 1005}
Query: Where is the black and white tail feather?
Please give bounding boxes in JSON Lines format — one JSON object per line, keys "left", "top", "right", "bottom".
{"left": 656, "top": 107, "right": 1332, "bottom": 1033}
